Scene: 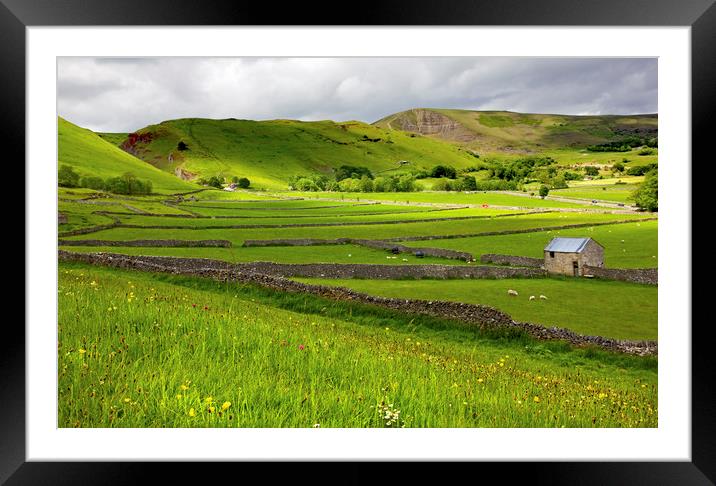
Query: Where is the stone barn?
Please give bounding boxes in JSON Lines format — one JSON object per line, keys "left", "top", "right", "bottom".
{"left": 544, "top": 237, "right": 604, "bottom": 277}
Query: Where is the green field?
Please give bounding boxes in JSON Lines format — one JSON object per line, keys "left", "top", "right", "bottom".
{"left": 284, "top": 191, "right": 607, "bottom": 209}
{"left": 57, "top": 110, "right": 659, "bottom": 429}
{"left": 551, "top": 184, "right": 639, "bottom": 203}
{"left": 61, "top": 210, "right": 651, "bottom": 244}
{"left": 401, "top": 220, "right": 658, "bottom": 269}
{"left": 295, "top": 277, "right": 657, "bottom": 341}
{"left": 59, "top": 244, "right": 466, "bottom": 266}
{"left": 58, "top": 263, "right": 657, "bottom": 428}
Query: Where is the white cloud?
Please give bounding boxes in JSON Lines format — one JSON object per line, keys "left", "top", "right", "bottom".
{"left": 57, "top": 57, "right": 657, "bottom": 133}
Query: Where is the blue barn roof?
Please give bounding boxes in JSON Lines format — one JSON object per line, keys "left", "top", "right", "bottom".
{"left": 544, "top": 237, "right": 598, "bottom": 253}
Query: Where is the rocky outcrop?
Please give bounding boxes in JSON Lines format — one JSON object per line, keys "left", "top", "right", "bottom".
{"left": 174, "top": 166, "right": 196, "bottom": 181}
{"left": 390, "top": 109, "right": 476, "bottom": 142}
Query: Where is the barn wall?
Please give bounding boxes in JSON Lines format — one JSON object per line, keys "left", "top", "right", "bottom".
{"left": 544, "top": 250, "right": 580, "bottom": 276}
{"left": 580, "top": 240, "right": 605, "bottom": 269}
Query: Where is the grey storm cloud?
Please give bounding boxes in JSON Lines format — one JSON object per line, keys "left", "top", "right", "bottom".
{"left": 57, "top": 57, "right": 657, "bottom": 133}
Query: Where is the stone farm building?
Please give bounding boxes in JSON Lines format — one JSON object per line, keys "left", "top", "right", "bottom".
{"left": 544, "top": 237, "right": 604, "bottom": 277}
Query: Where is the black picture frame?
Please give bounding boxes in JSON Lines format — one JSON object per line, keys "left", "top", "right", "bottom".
{"left": 6, "top": 0, "right": 713, "bottom": 483}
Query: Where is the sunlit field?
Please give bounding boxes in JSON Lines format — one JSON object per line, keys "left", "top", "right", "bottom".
{"left": 58, "top": 263, "right": 657, "bottom": 428}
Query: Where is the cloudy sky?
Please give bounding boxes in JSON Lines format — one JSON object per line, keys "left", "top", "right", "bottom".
{"left": 57, "top": 57, "right": 657, "bottom": 133}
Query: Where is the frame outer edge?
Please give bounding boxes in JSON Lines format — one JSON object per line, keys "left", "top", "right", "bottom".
{"left": 0, "top": 0, "right": 27, "bottom": 485}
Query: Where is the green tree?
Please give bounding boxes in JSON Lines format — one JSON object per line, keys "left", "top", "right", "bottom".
{"left": 430, "top": 165, "right": 457, "bottom": 179}
{"left": 461, "top": 175, "right": 477, "bottom": 191}
{"left": 432, "top": 178, "right": 454, "bottom": 191}
{"left": 237, "top": 177, "right": 250, "bottom": 189}
{"left": 80, "top": 176, "right": 105, "bottom": 190}
{"left": 358, "top": 175, "right": 374, "bottom": 193}
{"left": 583, "top": 166, "right": 599, "bottom": 177}
{"left": 335, "top": 165, "right": 372, "bottom": 181}
{"left": 539, "top": 185, "right": 550, "bottom": 199}
{"left": 632, "top": 169, "right": 658, "bottom": 212}
{"left": 550, "top": 176, "right": 568, "bottom": 189}
{"left": 206, "top": 176, "right": 223, "bottom": 188}
{"left": 338, "top": 178, "right": 360, "bottom": 192}
{"left": 58, "top": 165, "right": 80, "bottom": 187}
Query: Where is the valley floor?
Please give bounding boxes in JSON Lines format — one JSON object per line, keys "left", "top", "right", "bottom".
{"left": 57, "top": 187, "right": 658, "bottom": 428}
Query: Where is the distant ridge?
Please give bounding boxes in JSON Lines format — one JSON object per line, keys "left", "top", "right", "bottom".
{"left": 373, "top": 108, "right": 657, "bottom": 152}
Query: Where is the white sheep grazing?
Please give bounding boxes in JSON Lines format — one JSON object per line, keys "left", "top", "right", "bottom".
{"left": 529, "top": 295, "right": 536, "bottom": 301}
{"left": 507, "top": 289, "right": 519, "bottom": 296}
{"left": 539, "top": 295, "right": 548, "bottom": 300}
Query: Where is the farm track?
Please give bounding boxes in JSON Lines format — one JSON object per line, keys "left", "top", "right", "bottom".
{"left": 501, "top": 191, "right": 637, "bottom": 210}
{"left": 58, "top": 250, "right": 657, "bottom": 356}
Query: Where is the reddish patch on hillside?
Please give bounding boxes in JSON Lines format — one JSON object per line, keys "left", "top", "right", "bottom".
{"left": 121, "top": 132, "right": 155, "bottom": 155}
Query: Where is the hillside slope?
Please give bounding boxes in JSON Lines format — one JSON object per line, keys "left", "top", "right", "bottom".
{"left": 374, "top": 108, "right": 658, "bottom": 153}
{"left": 58, "top": 117, "right": 197, "bottom": 193}
{"left": 110, "top": 118, "right": 482, "bottom": 189}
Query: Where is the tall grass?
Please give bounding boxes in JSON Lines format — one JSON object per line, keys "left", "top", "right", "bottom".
{"left": 58, "top": 263, "right": 657, "bottom": 428}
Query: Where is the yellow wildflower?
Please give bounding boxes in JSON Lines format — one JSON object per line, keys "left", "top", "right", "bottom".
{"left": 533, "top": 396, "right": 541, "bottom": 403}
{"left": 78, "top": 348, "right": 86, "bottom": 354}
{"left": 221, "top": 401, "right": 231, "bottom": 411}
{"left": 188, "top": 408, "right": 196, "bottom": 417}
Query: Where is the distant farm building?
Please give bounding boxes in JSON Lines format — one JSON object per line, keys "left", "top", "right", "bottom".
{"left": 544, "top": 237, "right": 604, "bottom": 277}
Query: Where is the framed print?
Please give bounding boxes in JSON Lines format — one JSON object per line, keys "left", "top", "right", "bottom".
{"left": 7, "top": 0, "right": 713, "bottom": 483}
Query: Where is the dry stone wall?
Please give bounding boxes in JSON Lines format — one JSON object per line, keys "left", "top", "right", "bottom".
{"left": 58, "top": 239, "right": 232, "bottom": 248}
{"left": 57, "top": 250, "right": 657, "bottom": 355}
{"left": 242, "top": 238, "right": 474, "bottom": 261}
{"left": 583, "top": 266, "right": 658, "bottom": 285}
{"left": 380, "top": 217, "right": 659, "bottom": 242}
{"left": 480, "top": 254, "right": 543, "bottom": 267}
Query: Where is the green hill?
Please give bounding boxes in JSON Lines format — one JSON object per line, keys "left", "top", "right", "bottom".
{"left": 108, "top": 118, "right": 482, "bottom": 190}
{"left": 374, "top": 108, "right": 658, "bottom": 153}
{"left": 58, "top": 117, "right": 198, "bottom": 194}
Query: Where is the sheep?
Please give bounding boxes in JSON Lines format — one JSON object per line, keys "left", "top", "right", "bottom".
{"left": 507, "top": 289, "right": 519, "bottom": 296}
{"left": 529, "top": 295, "right": 536, "bottom": 301}
{"left": 539, "top": 295, "right": 548, "bottom": 300}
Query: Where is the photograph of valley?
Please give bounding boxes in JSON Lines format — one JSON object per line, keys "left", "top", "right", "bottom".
{"left": 57, "top": 57, "right": 658, "bottom": 428}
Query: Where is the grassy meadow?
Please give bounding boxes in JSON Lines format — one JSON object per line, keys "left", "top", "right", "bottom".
{"left": 57, "top": 108, "right": 658, "bottom": 429}
{"left": 295, "top": 277, "right": 657, "bottom": 341}
{"left": 58, "top": 263, "right": 657, "bottom": 428}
